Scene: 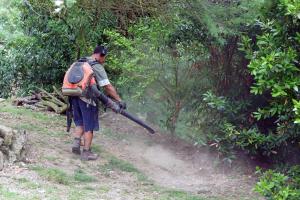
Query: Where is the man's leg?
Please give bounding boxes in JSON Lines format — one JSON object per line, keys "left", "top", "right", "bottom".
{"left": 70, "top": 97, "right": 84, "bottom": 155}
{"left": 74, "top": 126, "right": 84, "bottom": 138}
{"left": 83, "top": 131, "right": 93, "bottom": 150}
{"left": 78, "top": 99, "right": 99, "bottom": 161}
{"left": 72, "top": 126, "right": 84, "bottom": 154}
{"left": 81, "top": 131, "right": 98, "bottom": 160}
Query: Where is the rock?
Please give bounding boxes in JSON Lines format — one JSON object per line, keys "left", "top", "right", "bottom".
{"left": 8, "top": 150, "right": 17, "bottom": 163}
{"left": 0, "top": 125, "right": 28, "bottom": 171}
{"left": 0, "top": 151, "right": 4, "bottom": 170}
{"left": 0, "top": 125, "right": 12, "bottom": 137}
{"left": 0, "top": 146, "right": 9, "bottom": 154}
{"left": 4, "top": 132, "right": 13, "bottom": 146}
{"left": 11, "top": 130, "right": 27, "bottom": 160}
{"left": 0, "top": 125, "right": 13, "bottom": 146}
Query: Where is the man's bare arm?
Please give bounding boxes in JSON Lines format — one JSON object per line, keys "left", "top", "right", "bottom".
{"left": 103, "top": 84, "right": 121, "bottom": 102}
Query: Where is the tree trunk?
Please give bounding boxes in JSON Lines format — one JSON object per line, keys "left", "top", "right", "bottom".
{"left": 166, "top": 101, "right": 182, "bottom": 135}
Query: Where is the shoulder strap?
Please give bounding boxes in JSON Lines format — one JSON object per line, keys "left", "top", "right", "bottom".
{"left": 76, "top": 58, "right": 101, "bottom": 88}
{"left": 88, "top": 60, "right": 99, "bottom": 67}
{"left": 87, "top": 61, "right": 102, "bottom": 89}
{"left": 77, "top": 57, "right": 88, "bottom": 62}
{"left": 77, "top": 57, "right": 99, "bottom": 67}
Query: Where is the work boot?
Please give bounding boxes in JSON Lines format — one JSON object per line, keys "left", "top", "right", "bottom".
{"left": 72, "top": 138, "right": 81, "bottom": 155}
{"left": 81, "top": 149, "right": 98, "bottom": 161}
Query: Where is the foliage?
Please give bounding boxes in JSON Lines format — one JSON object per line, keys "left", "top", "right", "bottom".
{"left": 103, "top": 28, "right": 150, "bottom": 96}
{"left": 241, "top": 0, "right": 300, "bottom": 122}
{"left": 201, "top": 92, "right": 260, "bottom": 157}
{"left": 235, "top": 0, "right": 300, "bottom": 164}
{"left": 172, "top": 0, "right": 264, "bottom": 44}
{"left": 0, "top": 0, "right": 167, "bottom": 97}
{"left": 199, "top": 91, "right": 248, "bottom": 158}
{"left": 102, "top": 0, "right": 265, "bottom": 148}
{"left": 105, "top": 17, "right": 211, "bottom": 135}
{"left": 255, "top": 166, "right": 300, "bottom": 200}
{"left": 201, "top": 88, "right": 300, "bottom": 164}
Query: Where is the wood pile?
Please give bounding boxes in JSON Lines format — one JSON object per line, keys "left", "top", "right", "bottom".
{"left": 0, "top": 125, "right": 28, "bottom": 170}
{"left": 12, "top": 86, "right": 68, "bottom": 114}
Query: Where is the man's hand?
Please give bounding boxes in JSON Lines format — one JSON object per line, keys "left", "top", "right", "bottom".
{"left": 118, "top": 101, "right": 127, "bottom": 110}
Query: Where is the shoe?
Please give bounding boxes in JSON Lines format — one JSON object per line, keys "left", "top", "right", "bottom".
{"left": 81, "top": 149, "right": 98, "bottom": 161}
{"left": 72, "top": 146, "right": 81, "bottom": 155}
{"left": 72, "top": 138, "right": 81, "bottom": 155}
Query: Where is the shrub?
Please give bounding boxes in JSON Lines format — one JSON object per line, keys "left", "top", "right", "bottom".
{"left": 255, "top": 167, "right": 300, "bottom": 200}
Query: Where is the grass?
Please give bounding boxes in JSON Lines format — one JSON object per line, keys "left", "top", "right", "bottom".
{"left": 31, "top": 165, "right": 98, "bottom": 185}
{"left": 0, "top": 101, "right": 66, "bottom": 137}
{"left": 14, "top": 123, "right": 65, "bottom": 137}
{"left": 44, "top": 155, "right": 59, "bottom": 161}
{"left": 74, "top": 169, "right": 96, "bottom": 182}
{"left": 91, "top": 144, "right": 144, "bottom": 176}
{"left": 0, "top": 186, "right": 29, "bottom": 200}
{"left": 67, "top": 188, "right": 88, "bottom": 200}
{"left": 31, "top": 166, "right": 71, "bottom": 185}
{"left": 150, "top": 187, "right": 222, "bottom": 200}
{"left": 91, "top": 145, "right": 136, "bottom": 173}
{"left": 159, "top": 189, "right": 208, "bottom": 200}
{"left": 105, "top": 156, "right": 139, "bottom": 173}
{"left": 98, "top": 185, "right": 110, "bottom": 193}
{"left": 83, "top": 186, "right": 96, "bottom": 191}
{"left": 91, "top": 144, "right": 105, "bottom": 154}
{"left": 0, "top": 101, "right": 64, "bottom": 122}
{"left": 16, "top": 177, "right": 41, "bottom": 189}
{"left": 100, "top": 153, "right": 153, "bottom": 185}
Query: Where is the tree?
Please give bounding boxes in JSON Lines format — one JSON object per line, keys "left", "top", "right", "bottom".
{"left": 0, "top": 0, "right": 169, "bottom": 97}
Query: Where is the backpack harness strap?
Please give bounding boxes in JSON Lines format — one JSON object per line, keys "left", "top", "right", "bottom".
{"left": 77, "top": 58, "right": 100, "bottom": 88}
{"left": 77, "top": 57, "right": 99, "bottom": 67}
{"left": 77, "top": 58, "right": 101, "bottom": 100}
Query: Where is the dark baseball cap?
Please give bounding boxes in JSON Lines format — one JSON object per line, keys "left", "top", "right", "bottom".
{"left": 93, "top": 45, "right": 108, "bottom": 55}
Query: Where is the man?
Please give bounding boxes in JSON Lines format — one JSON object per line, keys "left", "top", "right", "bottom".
{"left": 71, "top": 45, "right": 126, "bottom": 161}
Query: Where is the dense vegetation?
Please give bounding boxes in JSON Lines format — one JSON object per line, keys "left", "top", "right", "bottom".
{"left": 1, "top": 0, "right": 300, "bottom": 199}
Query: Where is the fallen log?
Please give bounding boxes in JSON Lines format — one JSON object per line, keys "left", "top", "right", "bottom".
{"left": 12, "top": 95, "right": 39, "bottom": 106}
{"left": 11, "top": 87, "right": 68, "bottom": 115}
{"left": 37, "top": 88, "right": 68, "bottom": 114}
{"left": 39, "top": 88, "right": 66, "bottom": 106}
{"left": 39, "top": 100, "right": 67, "bottom": 114}
{"left": 52, "top": 86, "right": 68, "bottom": 104}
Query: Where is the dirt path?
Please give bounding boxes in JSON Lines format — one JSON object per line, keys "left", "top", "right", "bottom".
{"left": 0, "top": 102, "right": 262, "bottom": 200}
{"left": 99, "top": 112, "right": 261, "bottom": 199}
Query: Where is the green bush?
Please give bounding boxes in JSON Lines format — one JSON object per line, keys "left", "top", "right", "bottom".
{"left": 240, "top": 0, "right": 300, "bottom": 128}
{"left": 255, "top": 167, "right": 300, "bottom": 200}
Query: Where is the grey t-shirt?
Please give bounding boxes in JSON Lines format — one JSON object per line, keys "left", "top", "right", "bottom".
{"left": 80, "top": 57, "right": 110, "bottom": 106}
{"left": 89, "top": 58, "right": 110, "bottom": 87}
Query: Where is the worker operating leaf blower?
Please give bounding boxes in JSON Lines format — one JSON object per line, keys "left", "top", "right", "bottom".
{"left": 61, "top": 53, "right": 155, "bottom": 142}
